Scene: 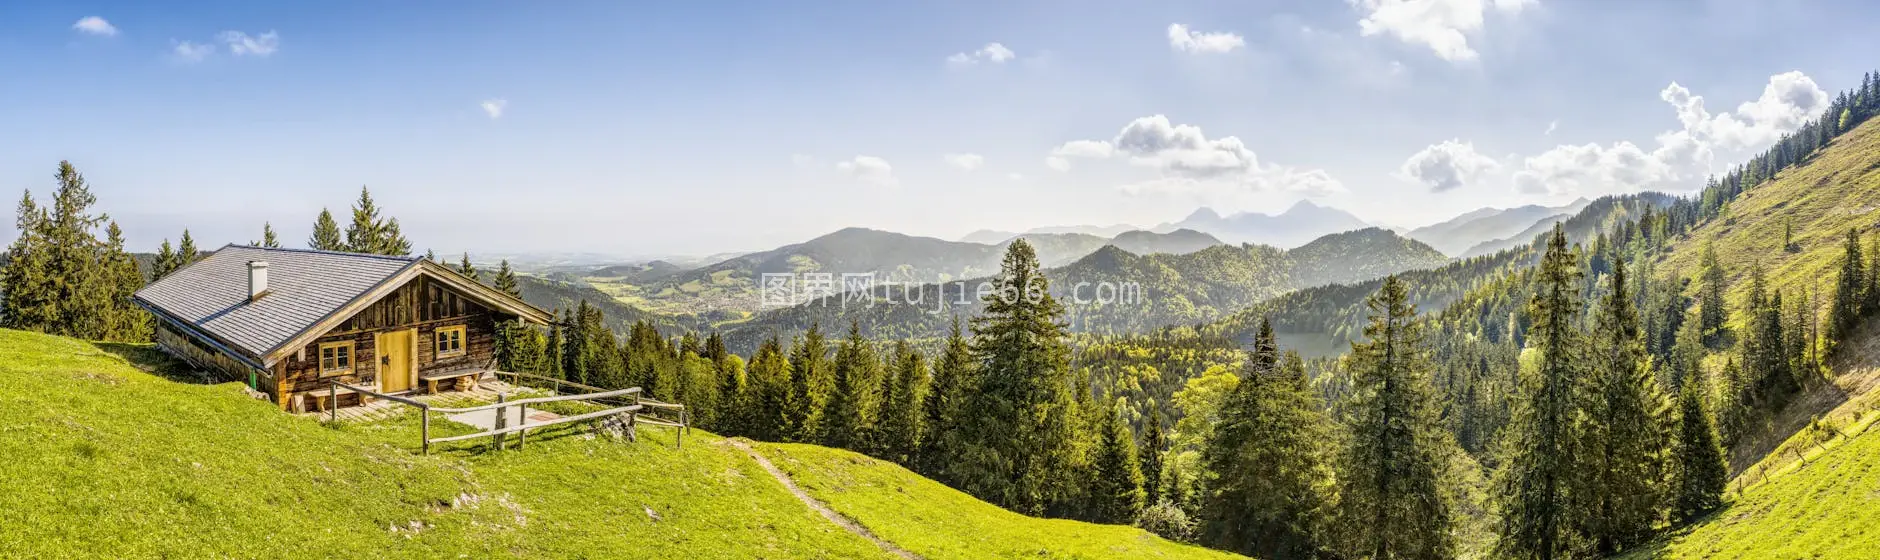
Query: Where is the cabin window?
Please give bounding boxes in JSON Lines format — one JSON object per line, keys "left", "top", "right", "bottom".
{"left": 435, "top": 325, "right": 466, "bottom": 358}
{"left": 318, "top": 341, "right": 354, "bottom": 376}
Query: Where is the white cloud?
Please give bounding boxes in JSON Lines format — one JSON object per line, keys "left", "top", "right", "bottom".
{"left": 218, "top": 30, "right": 280, "bottom": 57}
{"left": 1397, "top": 139, "right": 1500, "bottom": 192}
{"left": 946, "top": 42, "right": 1016, "bottom": 67}
{"left": 1008, "top": 172, "right": 1025, "bottom": 181}
{"left": 1511, "top": 71, "right": 1827, "bottom": 195}
{"left": 1049, "top": 114, "right": 1345, "bottom": 197}
{"left": 836, "top": 156, "right": 897, "bottom": 187}
{"left": 1544, "top": 120, "right": 1558, "bottom": 135}
{"left": 1352, "top": 0, "right": 1532, "bottom": 63}
{"left": 480, "top": 99, "right": 507, "bottom": 119}
{"left": 72, "top": 17, "right": 117, "bottom": 36}
{"left": 172, "top": 40, "right": 213, "bottom": 62}
{"left": 1167, "top": 23, "right": 1246, "bottom": 54}
{"left": 943, "top": 153, "right": 985, "bottom": 171}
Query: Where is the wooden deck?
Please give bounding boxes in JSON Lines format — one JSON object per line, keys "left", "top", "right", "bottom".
{"left": 296, "top": 379, "right": 543, "bottom": 423}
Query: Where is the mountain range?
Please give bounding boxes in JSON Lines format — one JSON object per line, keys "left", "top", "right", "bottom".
{"left": 1403, "top": 198, "right": 1592, "bottom": 256}
{"left": 1152, "top": 200, "right": 1372, "bottom": 248}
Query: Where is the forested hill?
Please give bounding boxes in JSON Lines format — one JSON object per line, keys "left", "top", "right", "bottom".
{"left": 716, "top": 228, "right": 1450, "bottom": 352}
{"left": 1208, "top": 193, "right": 1673, "bottom": 354}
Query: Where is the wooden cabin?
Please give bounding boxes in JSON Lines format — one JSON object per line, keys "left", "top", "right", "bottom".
{"left": 134, "top": 245, "right": 552, "bottom": 412}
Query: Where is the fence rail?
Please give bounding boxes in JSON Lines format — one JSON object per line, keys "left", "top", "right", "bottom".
{"left": 326, "top": 372, "right": 689, "bottom": 454}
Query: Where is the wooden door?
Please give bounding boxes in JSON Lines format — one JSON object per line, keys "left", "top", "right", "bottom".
{"left": 377, "top": 329, "right": 414, "bottom": 393}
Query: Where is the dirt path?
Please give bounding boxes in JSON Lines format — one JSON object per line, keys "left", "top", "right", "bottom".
{"left": 726, "top": 439, "right": 920, "bottom": 560}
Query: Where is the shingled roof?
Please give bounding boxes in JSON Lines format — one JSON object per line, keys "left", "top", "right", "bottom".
{"left": 134, "top": 245, "right": 550, "bottom": 368}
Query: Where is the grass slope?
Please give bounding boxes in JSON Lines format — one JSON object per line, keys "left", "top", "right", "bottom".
{"left": 1623, "top": 416, "right": 1880, "bottom": 559}
{"left": 0, "top": 328, "right": 1219, "bottom": 559}
{"left": 756, "top": 442, "right": 1245, "bottom": 560}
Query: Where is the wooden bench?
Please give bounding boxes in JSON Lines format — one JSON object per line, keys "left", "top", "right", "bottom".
{"left": 299, "top": 384, "right": 359, "bottom": 413}
{"left": 419, "top": 369, "right": 486, "bottom": 394}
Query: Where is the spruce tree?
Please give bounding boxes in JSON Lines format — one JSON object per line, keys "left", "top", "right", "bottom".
{"left": 1201, "top": 319, "right": 1333, "bottom": 559}
{"left": 1672, "top": 368, "right": 1729, "bottom": 521}
{"left": 788, "top": 323, "right": 835, "bottom": 443}
{"left": 1139, "top": 401, "right": 1167, "bottom": 507}
{"left": 878, "top": 341, "right": 929, "bottom": 465}
{"left": 1698, "top": 242, "right": 1727, "bottom": 344}
{"left": 713, "top": 353, "right": 749, "bottom": 435}
{"left": 1578, "top": 257, "right": 1670, "bottom": 555}
{"left": 1090, "top": 402, "right": 1147, "bottom": 524}
{"left": 1, "top": 190, "right": 52, "bottom": 331}
{"left": 1829, "top": 229, "right": 1866, "bottom": 348}
{"left": 1334, "top": 275, "right": 1457, "bottom": 560}
{"left": 256, "top": 222, "right": 281, "bottom": 248}
{"left": 101, "top": 222, "right": 149, "bottom": 341}
{"left": 458, "top": 253, "right": 480, "bottom": 282}
{"left": 1495, "top": 225, "right": 1589, "bottom": 560}
{"left": 493, "top": 260, "right": 520, "bottom": 296}
{"left": 309, "top": 209, "right": 343, "bottom": 251}
{"left": 956, "top": 239, "right": 1080, "bottom": 515}
{"left": 340, "top": 187, "right": 412, "bottom": 256}
{"left": 748, "top": 335, "right": 797, "bottom": 441}
{"left": 152, "top": 239, "right": 176, "bottom": 281}
{"left": 176, "top": 229, "right": 198, "bottom": 268}
{"left": 823, "top": 321, "right": 882, "bottom": 452}
{"left": 918, "top": 316, "right": 974, "bottom": 481}
{"left": 43, "top": 162, "right": 110, "bottom": 339}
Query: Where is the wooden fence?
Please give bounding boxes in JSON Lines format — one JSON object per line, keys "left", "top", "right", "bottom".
{"left": 327, "top": 371, "right": 688, "bottom": 454}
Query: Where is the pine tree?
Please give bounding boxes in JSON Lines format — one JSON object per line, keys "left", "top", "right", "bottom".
{"left": 1578, "top": 257, "right": 1670, "bottom": 555}
{"left": 175, "top": 229, "right": 198, "bottom": 269}
{"left": 1089, "top": 402, "right": 1147, "bottom": 524}
{"left": 956, "top": 239, "right": 1080, "bottom": 515}
{"left": 308, "top": 209, "right": 343, "bottom": 251}
{"left": 1495, "top": 225, "right": 1589, "bottom": 560}
{"left": 1334, "top": 275, "right": 1457, "bottom": 560}
{"left": 1202, "top": 319, "right": 1333, "bottom": 559}
{"left": 823, "top": 321, "right": 881, "bottom": 452}
{"left": 256, "top": 222, "right": 281, "bottom": 248}
{"left": 789, "top": 323, "right": 835, "bottom": 443}
{"left": 457, "top": 253, "right": 480, "bottom": 282}
{"left": 878, "top": 341, "right": 928, "bottom": 465}
{"left": 678, "top": 351, "right": 720, "bottom": 428}
{"left": 748, "top": 335, "right": 797, "bottom": 441}
{"left": 1672, "top": 368, "right": 1729, "bottom": 522}
{"left": 380, "top": 217, "right": 412, "bottom": 256}
{"left": 918, "top": 316, "right": 974, "bottom": 481}
{"left": 1698, "top": 242, "right": 1728, "bottom": 344}
{"left": 1829, "top": 229, "right": 1865, "bottom": 348}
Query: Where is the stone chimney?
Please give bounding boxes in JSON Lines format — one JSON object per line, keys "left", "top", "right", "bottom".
{"left": 248, "top": 261, "right": 270, "bottom": 302}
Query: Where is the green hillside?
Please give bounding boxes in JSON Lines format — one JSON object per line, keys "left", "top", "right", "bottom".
{"left": 0, "top": 328, "right": 1224, "bottom": 559}
{"left": 757, "top": 443, "right": 1243, "bottom": 560}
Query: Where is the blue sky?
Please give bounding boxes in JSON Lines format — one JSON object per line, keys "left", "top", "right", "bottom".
{"left": 2, "top": 0, "right": 1877, "bottom": 256}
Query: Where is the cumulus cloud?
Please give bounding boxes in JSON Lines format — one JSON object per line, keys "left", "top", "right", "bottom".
{"left": 946, "top": 42, "right": 1016, "bottom": 66}
{"left": 943, "top": 153, "right": 984, "bottom": 171}
{"left": 1048, "top": 114, "right": 1345, "bottom": 196}
{"left": 836, "top": 156, "right": 898, "bottom": 187}
{"left": 218, "top": 30, "right": 280, "bottom": 57}
{"left": 1167, "top": 24, "right": 1245, "bottom": 54}
{"left": 480, "top": 99, "right": 507, "bottom": 119}
{"left": 73, "top": 16, "right": 116, "bottom": 36}
{"left": 172, "top": 40, "right": 213, "bottom": 62}
{"left": 1397, "top": 139, "right": 1500, "bottom": 192}
{"left": 1353, "top": 0, "right": 1532, "bottom": 63}
{"left": 1511, "top": 71, "right": 1828, "bottom": 195}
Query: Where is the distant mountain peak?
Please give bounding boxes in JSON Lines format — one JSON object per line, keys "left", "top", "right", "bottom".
{"left": 1285, "top": 199, "right": 1325, "bottom": 213}
{"left": 1183, "top": 207, "right": 1223, "bottom": 222}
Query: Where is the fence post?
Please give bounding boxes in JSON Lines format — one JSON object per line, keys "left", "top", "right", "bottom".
{"left": 517, "top": 405, "right": 527, "bottom": 449}
{"left": 421, "top": 403, "right": 431, "bottom": 455}
{"left": 329, "top": 381, "right": 338, "bottom": 422}
{"left": 493, "top": 393, "right": 508, "bottom": 451}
